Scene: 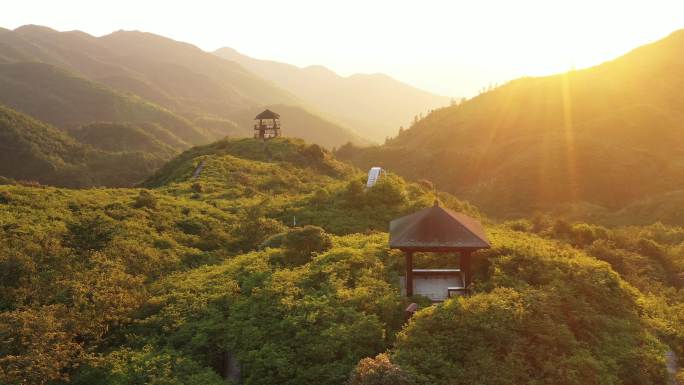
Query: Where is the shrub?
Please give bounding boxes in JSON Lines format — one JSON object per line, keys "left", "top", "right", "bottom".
{"left": 349, "top": 353, "right": 416, "bottom": 385}
{"left": 365, "top": 176, "right": 407, "bottom": 208}
{"left": 345, "top": 179, "right": 365, "bottom": 205}
{"left": 281, "top": 226, "right": 333, "bottom": 266}
{"left": 71, "top": 346, "right": 224, "bottom": 385}
{"left": 551, "top": 218, "right": 572, "bottom": 237}
{"left": 260, "top": 232, "right": 287, "bottom": 250}
{"left": 569, "top": 223, "right": 611, "bottom": 247}
{"left": 232, "top": 206, "right": 287, "bottom": 252}
{"left": 0, "top": 191, "right": 11, "bottom": 204}
{"left": 304, "top": 143, "right": 326, "bottom": 161}
{"left": 393, "top": 287, "right": 667, "bottom": 385}
{"left": 311, "top": 188, "right": 331, "bottom": 205}
{"left": 133, "top": 190, "right": 157, "bottom": 209}
{"left": 176, "top": 217, "right": 206, "bottom": 235}
{"left": 65, "top": 215, "right": 118, "bottom": 252}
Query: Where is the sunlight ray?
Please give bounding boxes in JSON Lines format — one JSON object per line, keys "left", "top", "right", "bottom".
{"left": 560, "top": 71, "right": 579, "bottom": 204}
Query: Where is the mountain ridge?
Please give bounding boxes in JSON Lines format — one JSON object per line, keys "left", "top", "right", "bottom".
{"left": 0, "top": 25, "right": 367, "bottom": 148}
{"left": 214, "top": 46, "right": 450, "bottom": 142}
{"left": 336, "top": 28, "right": 684, "bottom": 220}
{"left": 0, "top": 103, "right": 166, "bottom": 187}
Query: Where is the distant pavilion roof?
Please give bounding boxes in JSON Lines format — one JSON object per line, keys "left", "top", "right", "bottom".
{"left": 255, "top": 109, "right": 280, "bottom": 120}
{"left": 389, "top": 201, "right": 490, "bottom": 251}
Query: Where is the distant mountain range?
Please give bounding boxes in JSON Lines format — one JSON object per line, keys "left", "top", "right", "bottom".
{"left": 337, "top": 29, "right": 684, "bottom": 222}
{"left": 215, "top": 47, "right": 450, "bottom": 142}
{"left": 0, "top": 25, "right": 447, "bottom": 153}
{"left": 0, "top": 24, "right": 450, "bottom": 186}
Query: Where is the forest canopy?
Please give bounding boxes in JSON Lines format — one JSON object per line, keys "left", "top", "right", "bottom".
{"left": 1, "top": 137, "right": 682, "bottom": 384}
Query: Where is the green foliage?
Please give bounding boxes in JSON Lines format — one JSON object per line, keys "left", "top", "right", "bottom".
{"left": 364, "top": 175, "right": 408, "bottom": 208}
{"left": 392, "top": 230, "right": 669, "bottom": 385}
{"left": 141, "top": 137, "right": 466, "bottom": 235}
{"left": 72, "top": 346, "right": 224, "bottom": 385}
{"left": 0, "top": 184, "right": 239, "bottom": 384}
{"left": 505, "top": 218, "right": 684, "bottom": 364}
{"left": 144, "top": 137, "right": 352, "bottom": 188}
{"left": 117, "top": 234, "right": 402, "bottom": 385}
{"left": 1, "top": 133, "right": 681, "bottom": 385}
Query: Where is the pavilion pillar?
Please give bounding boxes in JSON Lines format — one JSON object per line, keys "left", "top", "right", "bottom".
{"left": 405, "top": 251, "right": 414, "bottom": 297}
{"left": 460, "top": 250, "right": 472, "bottom": 291}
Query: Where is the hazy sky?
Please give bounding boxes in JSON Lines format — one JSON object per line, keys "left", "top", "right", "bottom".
{"left": 2, "top": 0, "right": 684, "bottom": 96}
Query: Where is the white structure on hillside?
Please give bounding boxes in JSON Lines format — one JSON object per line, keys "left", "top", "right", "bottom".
{"left": 366, "top": 167, "right": 385, "bottom": 188}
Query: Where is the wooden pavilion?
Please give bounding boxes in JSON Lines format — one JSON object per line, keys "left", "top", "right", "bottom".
{"left": 254, "top": 109, "right": 281, "bottom": 139}
{"left": 390, "top": 201, "right": 490, "bottom": 301}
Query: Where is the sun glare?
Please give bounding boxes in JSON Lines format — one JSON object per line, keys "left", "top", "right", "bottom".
{"left": 2, "top": 0, "right": 683, "bottom": 96}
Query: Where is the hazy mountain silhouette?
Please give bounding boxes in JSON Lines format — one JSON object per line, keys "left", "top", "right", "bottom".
{"left": 215, "top": 47, "right": 451, "bottom": 142}
{"left": 337, "top": 29, "right": 684, "bottom": 218}
{"left": 0, "top": 25, "right": 366, "bottom": 147}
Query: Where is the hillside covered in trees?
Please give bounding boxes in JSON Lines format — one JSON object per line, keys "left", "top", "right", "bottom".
{"left": 1, "top": 137, "right": 682, "bottom": 384}
{"left": 337, "top": 29, "right": 684, "bottom": 222}
{"left": 0, "top": 104, "right": 167, "bottom": 187}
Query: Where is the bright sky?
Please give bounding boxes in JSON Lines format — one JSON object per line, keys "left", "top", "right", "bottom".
{"left": 2, "top": 0, "right": 684, "bottom": 97}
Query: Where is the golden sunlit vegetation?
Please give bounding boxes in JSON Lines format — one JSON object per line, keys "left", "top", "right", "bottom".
{"left": 1, "top": 137, "right": 683, "bottom": 384}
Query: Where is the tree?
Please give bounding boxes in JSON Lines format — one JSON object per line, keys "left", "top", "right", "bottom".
{"left": 281, "top": 226, "right": 333, "bottom": 266}
{"left": 65, "top": 214, "right": 118, "bottom": 252}
{"left": 232, "top": 206, "right": 286, "bottom": 252}
{"left": 344, "top": 180, "right": 365, "bottom": 206}
{"left": 133, "top": 189, "right": 157, "bottom": 209}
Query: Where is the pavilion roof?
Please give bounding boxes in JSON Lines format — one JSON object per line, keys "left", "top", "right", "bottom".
{"left": 255, "top": 109, "right": 280, "bottom": 120}
{"left": 389, "top": 202, "right": 490, "bottom": 250}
